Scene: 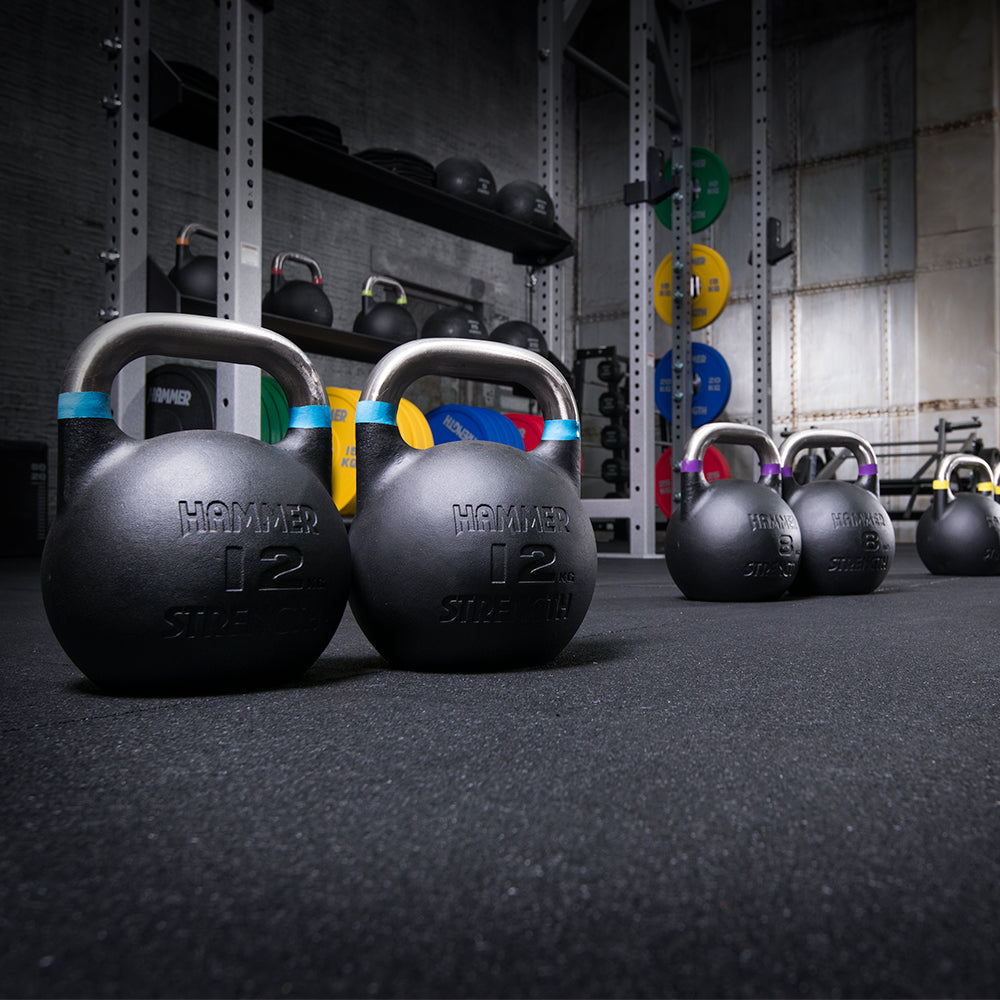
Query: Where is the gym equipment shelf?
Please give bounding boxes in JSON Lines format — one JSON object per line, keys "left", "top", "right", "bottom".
{"left": 149, "top": 49, "right": 575, "bottom": 268}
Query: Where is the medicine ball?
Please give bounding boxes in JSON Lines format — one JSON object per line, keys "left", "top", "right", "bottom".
{"left": 421, "top": 306, "right": 489, "bottom": 340}
{"left": 495, "top": 180, "right": 555, "bottom": 230}
{"left": 435, "top": 156, "right": 496, "bottom": 207}
{"left": 490, "top": 320, "right": 548, "bottom": 355}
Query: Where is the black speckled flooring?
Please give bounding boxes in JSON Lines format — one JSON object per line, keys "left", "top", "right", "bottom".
{"left": 1, "top": 545, "right": 998, "bottom": 998}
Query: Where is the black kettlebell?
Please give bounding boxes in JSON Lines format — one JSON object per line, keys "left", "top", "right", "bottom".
{"left": 665, "top": 422, "right": 801, "bottom": 601}
{"left": 779, "top": 429, "right": 895, "bottom": 595}
{"left": 40, "top": 312, "right": 351, "bottom": 692}
{"left": 495, "top": 179, "right": 555, "bottom": 230}
{"left": 490, "top": 319, "right": 548, "bottom": 355}
{"left": 420, "top": 305, "right": 489, "bottom": 340}
{"left": 262, "top": 251, "right": 334, "bottom": 326}
{"left": 167, "top": 222, "right": 217, "bottom": 301}
{"left": 916, "top": 453, "right": 1000, "bottom": 575}
{"left": 349, "top": 338, "right": 597, "bottom": 669}
{"left": 435, "top": 155, "right": 496, "bottom": 207}
{"left": 352, "top": 275, "right": 418, "bottom": 342}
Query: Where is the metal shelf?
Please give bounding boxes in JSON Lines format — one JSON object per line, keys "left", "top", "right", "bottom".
{"left": 149, "top": 49, "right": 575, "bottom": 269}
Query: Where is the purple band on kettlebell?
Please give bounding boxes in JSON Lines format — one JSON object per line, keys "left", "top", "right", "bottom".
{"left": 680, "top": 459, "right": 702, "bottom": 473}
{"left": 858, "top": 463, "right": 878, "bottom": 475}
{"left": 355, "top": 400, "right": 399, "bottom": 426}
{"left": 57, "top": 391, "right": 113, "bottom": 420}
{"left": 781, "top": 465, "right": 794, "bottom": 478}
{"left": 288, "top": 404, "right": 332, "bottom": 429}
{"left": 541, "top": 419, "right": 580, "bottom": 441}
{"left": 761, "top": 463, "right": 780, "bottom": 476}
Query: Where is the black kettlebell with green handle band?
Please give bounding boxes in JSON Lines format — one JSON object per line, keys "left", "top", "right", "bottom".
{"left": 348, "top": 337, "right": 597, "bottom": 669}
{"left": 40, "top": 312, "right": 351, "bottom": 691}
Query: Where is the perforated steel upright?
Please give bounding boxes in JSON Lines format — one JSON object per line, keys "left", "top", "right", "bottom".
{"left": 215, "top": 0, "right": 264, "bottom": 436}
{"left": 751, "top": 1, "right": 772, "bottom": 435}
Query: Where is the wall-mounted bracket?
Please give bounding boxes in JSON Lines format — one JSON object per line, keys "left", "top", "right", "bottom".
{"left": 748, "top": 216, "right": 794, "bottom": 265}
{"left": 623, "top": 146, "right": 679, "bottom": 206}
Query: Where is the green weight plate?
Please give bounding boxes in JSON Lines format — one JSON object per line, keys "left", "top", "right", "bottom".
{"left": 655, "top": 146, "right": 730, "bottom": 233}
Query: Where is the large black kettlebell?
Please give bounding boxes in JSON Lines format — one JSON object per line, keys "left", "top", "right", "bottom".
{"left": 778, "top": 429, "right": 895, "bottom": 595}
{"left": 40, "top": 313, "right": 351, "bottom": 691}
{"left": 352, "top": 275, "right": 418, "bottom": 342}
{"left": 665, "top": 422, "right": 801, "bottom": 600}
{"left": 167, "top": 222, "right": 217, "bottom": 301}
{"left": 349, "top": 338, "right": 597, "bottom": 669}
{"left": 916, "top": 453, "right": 1000, "bottom": 575}
{"left": 262, "top": 251, "right": 334, "bottom": 326}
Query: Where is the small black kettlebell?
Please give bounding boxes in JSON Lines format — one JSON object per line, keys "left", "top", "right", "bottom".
{"left": 916, "top": 453, "right": 1000, "bottom": 575}
{"left": 665, "top": 422, "right": 801, "bottom": 601}
{"left": 349, "top": 338, "right": 597, "bottom": 669}
{"left": 779, "top": 429, "right": 895, "bottom": 595}
{"left": 40, "top": 312, "right": 351, "bottom": 691}
{"left": 167, "top": 222, "right": 217, "bottom": 301}
{"left": 262, "top": 251, "right": 334, "bottom": 326}
{"left": 352, "top": 275, "right": 418, "bottom": 342}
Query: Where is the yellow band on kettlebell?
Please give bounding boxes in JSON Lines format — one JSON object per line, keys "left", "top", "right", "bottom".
{"left": 932, "top": 479, "right": 950, "bottom": 490}
{"left": 977, "top": 482, "right": 995, "bottom": 493}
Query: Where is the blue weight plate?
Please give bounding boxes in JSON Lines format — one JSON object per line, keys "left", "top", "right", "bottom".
{"left": 426, "top": 404, "right": 492, "bottom": 445}
{"left": 480, "top": 406, "right": 526, "bottom": 450}
{"left": 654, "top": 343, "right": 732, "bottom": 427}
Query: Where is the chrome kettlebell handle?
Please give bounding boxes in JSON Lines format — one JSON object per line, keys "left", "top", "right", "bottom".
{"left": 933, "top": 453, "right": 996, "bottom": 501}
{"left": 358, "top": 337, "right": 579, "bottom": 424}
{"left": 271, "top": 250, "right": 324, "bottom": 284}
{"left": 682, "top": 421, "right": 781, "bottom": 480}
{"left": 778, "top": 428, "right": 880, "bottom": 495}
{"left": 175, "top": 222, "right": 217, "bottom": 246}
{"left": 362, "top": 274, "right": 407, "bottom": 305}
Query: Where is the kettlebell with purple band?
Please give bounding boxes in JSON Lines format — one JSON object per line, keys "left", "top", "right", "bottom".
{"left": 779, "top": 429, "right": 895, "bottom": 595}
{"left": 348, "top": 338, "right": 597, "bottom": 670}
{"left": 40, "top": 313, "right": 351, "bottom": 691}
{"left": 665, "top": 422, "right": 801, "bottom": 601}
{"left": 916, "top": 453, "right": 1000, "bottom": 575}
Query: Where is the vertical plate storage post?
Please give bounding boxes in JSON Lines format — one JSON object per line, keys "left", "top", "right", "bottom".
{"left": 105, "top": 0, "right": 149, "bottom": 437}
{"left": 751, "top": 0, "right": 772, "bottom": 434}
{"left": 215, "top": 0, "right": 264, "bottom": 436}
{"left": 536, "top": 0, "right": 565, "bottom": 364}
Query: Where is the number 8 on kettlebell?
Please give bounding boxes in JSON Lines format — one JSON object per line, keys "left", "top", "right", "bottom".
{"left": 40, "top": 313, "right": 351, "bottom": 691}
{"left": 348, "top": 338, "right": 598, "bottom": 669}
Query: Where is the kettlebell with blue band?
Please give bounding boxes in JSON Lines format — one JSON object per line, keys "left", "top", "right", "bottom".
{"left": 349, "top": 338, "right": 597, "bottom": 670}
{"left": 779, "top": 428, "right": 895, "bottom": 595}
{"left": 41, "top": 313, "right": 351, "bottom": 692}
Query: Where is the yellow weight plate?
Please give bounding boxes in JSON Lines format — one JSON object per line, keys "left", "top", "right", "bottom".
{"left": 325, "top": 387, "right": 432, "bottom": 515}
{"left": 654, "top": 243, "right": 731, "bottom": 330}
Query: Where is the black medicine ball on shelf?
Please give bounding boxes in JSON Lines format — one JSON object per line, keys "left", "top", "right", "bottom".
{"left": 490, "top": 320, "right": 548, "bottom": 355}
{"left": 421, "top": 306, "right": 489, "bottom": 340}
{"left": 495, "top": 179, "right": 555, "bottom": 230}
{"left": 435, "top": 156, "right": 496, "bottom": 207}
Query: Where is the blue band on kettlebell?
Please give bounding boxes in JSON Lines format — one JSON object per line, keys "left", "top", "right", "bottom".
{"left": 681, "top": 459, "right": 702, "bottom": 473}
{"left": 541, "top": 419, "right": 580, "bottom": 441}
{"left": 355, "top": 400, "right": 399, "bottom": 426}
{"left": 57, "top": 391, "right": 114, "bottom": 420}
{"left": 858, "top": 463, "right": 877, "bottom": 475}
{"left": 288, "top": 404, "right": 332, "bottom": 429}
{"left": 761, "top": 463, "right": 780, "bottom": 476}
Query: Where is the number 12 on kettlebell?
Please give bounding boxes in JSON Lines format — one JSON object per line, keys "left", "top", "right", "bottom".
{"left": 348, "top": 338, "right": 598, "bottom": 669}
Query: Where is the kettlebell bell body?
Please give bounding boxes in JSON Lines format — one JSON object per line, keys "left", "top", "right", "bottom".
{"left": 41, "top": 313, "right": 351, "bottom": 691}
{"left": 167, "top": 222, "right": 217, "bottom": 301}
{"left": 352, "top": 275, "right": 418, "bottom": 342}
{"left": 349, "top": 338, "right": 597, "bottom": 670}
{"left": 420, "top": 306, "right": 488, "bottom": 340}
{"left": 916, "top": 454, "right": 1000, "bottom": 575}
{"left": 665, "top": 422, "right": 801, "bottom": 600}
{"left": 779, "top": 429, "right": 895, "bottom": 595}
{"left": 263, "top": 251, "right": 333, "bottom": 326}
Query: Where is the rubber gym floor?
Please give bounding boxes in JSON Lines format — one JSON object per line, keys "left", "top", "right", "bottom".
{"left": 1, "top": 543, "right": 998, "bottom": 999}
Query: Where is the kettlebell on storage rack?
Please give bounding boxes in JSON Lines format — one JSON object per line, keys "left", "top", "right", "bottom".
{"left": 916, "top": 453, "right": 1000, "bottom": 575}
{"left": 779, "top": 429, "right": 895, "bottom": 595}
{"left": 167, "top": 222, "right": 217, "bottom": 301}
{"left": 665, "top": 422, "right": 801, "bottom": 601}
{"left": 262, "top": 251, "right": 334, "bottom": 326}
{"left": 349, "top": 338, "right": 597, "bottom": 670}
{"left": 40, "top": 313, "right": 351, "bottom": 691}
{"left": 352, "top": 275, "right": 418, "bottom": 342}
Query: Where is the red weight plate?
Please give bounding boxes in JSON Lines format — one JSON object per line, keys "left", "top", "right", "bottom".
{"left": 655, "top": 445, "right": 731, "bottom": 518}
{"left": 505, "top": 413, "right": 544, "bottom": 451}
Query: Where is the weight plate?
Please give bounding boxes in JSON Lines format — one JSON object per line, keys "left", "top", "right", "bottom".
{"left": 654, "top": 343, "right": 732, "bottom": 426}
{"left": 655, "top": 445, "right": 731, "bottom": 518}
{"left": 654, "top": 244, "right": 731, "bottom": 330}
{"left": 505, "top": 413, "right": 544, "bottom": 451}
{"left": 261, "top": 376, "right": 290, "bottom": 444}
{"left": 655, "top": 146, "right": 730, "bottom": 232}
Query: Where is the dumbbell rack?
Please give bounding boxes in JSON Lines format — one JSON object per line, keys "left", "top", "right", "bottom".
{"left": 102, "top": 0, "right": 575, "bottom": 438}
